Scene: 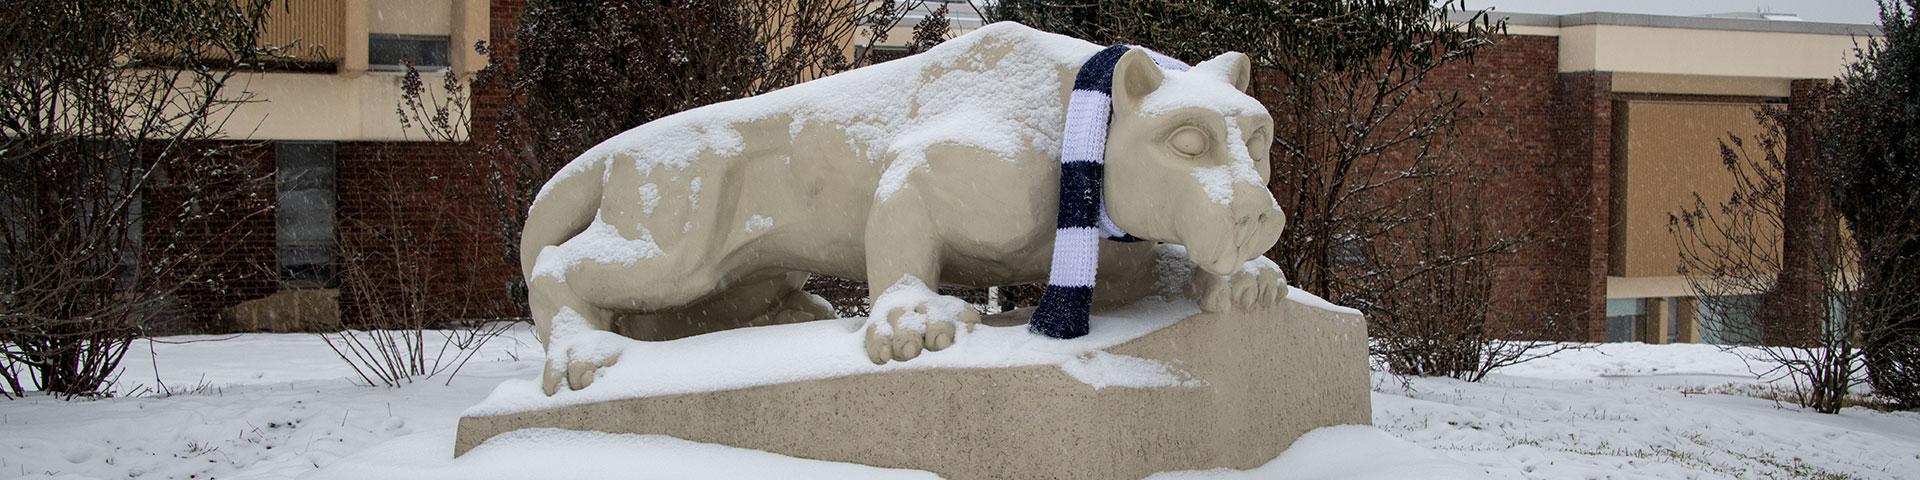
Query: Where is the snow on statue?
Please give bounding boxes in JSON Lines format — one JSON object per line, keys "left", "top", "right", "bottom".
{"left": 521, "top": 22, "right": 1288, "bottom": 395}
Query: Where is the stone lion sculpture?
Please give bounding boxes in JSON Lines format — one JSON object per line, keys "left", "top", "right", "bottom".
{"left": 521, "top": 22, "right": 1288, "bottom": 395}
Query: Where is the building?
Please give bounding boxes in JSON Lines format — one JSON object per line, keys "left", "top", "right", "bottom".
{"left": 1414, "top": 11, "right": 1873, "bottom": 345}
{"left": 175, "top": 2, "right": 1875, "bottom": 344}
{"left": 153, "top": 0, "right": 510, "bottom": 332}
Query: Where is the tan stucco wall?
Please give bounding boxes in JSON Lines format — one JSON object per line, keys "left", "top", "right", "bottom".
{"left": 1559, "top": 24, "right": 1862, "bottom": 78}
{"left": 1611, "top": 99, "right": 1778, "bottom": 279}
{"left": 368, "top": 0, "right": 454, "bottom": 36}
{"left": 1610, "top": 72, "right": 1793, "bottom": 97}
{"left": 218, "top": 0, "right": 485, "bottom": 141}
{"left": 450, "top": 0, "right": 490, "bottom": 74}
{"left": 1607, "top": 275, "right": 1693, "bottom": 299}
{"left": 221, "top": 72, "right": 468, "bottom": 141}
{"left": 1606, "top": 275, "right": 1775, "bottom": 299}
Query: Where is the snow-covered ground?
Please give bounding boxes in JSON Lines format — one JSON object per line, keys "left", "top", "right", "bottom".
{"left": 3, "top": 326, "right": 1916, "bottom": 479}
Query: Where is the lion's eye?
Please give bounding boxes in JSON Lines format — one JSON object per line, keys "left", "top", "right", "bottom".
{"left": 1169, "top": 126, "right": 1210, "bottom": 157}
{"left": 1247, "top": 127, "right": 1270, "bottom": 150}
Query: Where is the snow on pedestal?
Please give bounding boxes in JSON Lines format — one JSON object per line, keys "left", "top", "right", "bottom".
{"left": 455, "top": 289, "right": 1367, "bottom": 480}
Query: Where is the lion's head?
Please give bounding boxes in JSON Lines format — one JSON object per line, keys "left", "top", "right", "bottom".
{"left": 1103, "top": 49, "right": 1285, "bottom": 277}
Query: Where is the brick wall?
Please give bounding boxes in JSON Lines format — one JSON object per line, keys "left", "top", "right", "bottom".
{"left": 142, "top": 143, "right": 281, "bottom": 333}
{"left": 333, "top": 142, "right": 522, "bottom": 325}
{"left": 143, "top": 139, "right": 523, "bottom": 332}
{"left": 1462, "top": 39, "right": 1613, "bottom": 342}
{"left": 1549, "top": 71, "right": 1614, "bottom": 341}
{"left": 314, "top": 0, "right": 530, "bottom": 327}
{"left": 1253, "top": 34, "right": 1613, "bottom": 341}
{"left": 1766, "top": 79, "right": 1835, "bottom": 346}
{"left": 1423, "top": 35, "right": 1612, "bottom": 341}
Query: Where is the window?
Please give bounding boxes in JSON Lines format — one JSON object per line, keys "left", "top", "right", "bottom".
{"left": 276, "top": 142, "right": 336, "bottom": 288}
{"left": 368, "top": 34, "right": 450, "bottom": 71}
{"left": 1605, "top": 298, "right": 1645, "bottom": 343}
{"left": 860, "top": 45, "right": 911, "bottom": 65}
{"left": 1699, "top": 294, "right": 1763, "bottom": 345}
{"left": 1664, "top": 297, "right": 1682, "bottom": 343}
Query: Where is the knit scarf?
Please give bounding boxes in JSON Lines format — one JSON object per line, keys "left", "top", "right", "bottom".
{"left": 1029, "top": 45, "right": 1190, "bottom": 339}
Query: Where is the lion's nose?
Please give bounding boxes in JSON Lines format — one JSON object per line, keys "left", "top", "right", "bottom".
{"left": 1233, "top": 210, "right": 1271, "bottom": 230}
{"left": 1231, "top": 206, "right": 1284, "bottom": 258}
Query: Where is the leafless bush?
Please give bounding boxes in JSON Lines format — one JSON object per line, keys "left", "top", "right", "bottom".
{"left": 308, "top": 64, "right": 517, "bottom": 388}
{"left": 1358, "top": 177, "right": 1581, "bottom": 382}
{"left": 321, "top": 147, "right": 510, "bottom": 387}
{"left": 0, "top": 0, "right": 277, "bottom": 398}
{"left": 1669, "top": 106, "right": 1903, "bottom": 413}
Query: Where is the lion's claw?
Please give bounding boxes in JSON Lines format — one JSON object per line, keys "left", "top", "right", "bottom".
{"left": 864, "top": 277, "right": 980, "bottom": 364}
{"left": 1193, "top": 257, "right": 1289, "bottom": 313}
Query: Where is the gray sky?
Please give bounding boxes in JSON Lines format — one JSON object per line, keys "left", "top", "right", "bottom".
{"left": 1466, "top": 0, "right": 1885, "bottom": 24}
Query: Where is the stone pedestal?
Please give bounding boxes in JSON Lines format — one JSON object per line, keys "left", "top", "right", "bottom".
{"left": 456, "top": 296, "right": 1367, "bottom": 479}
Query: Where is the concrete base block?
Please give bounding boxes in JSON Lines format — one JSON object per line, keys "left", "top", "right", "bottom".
{"left": 222, "top": 288, "right": 341, "bottom": 332}
{"left": 455, "top": 297, "right": 1367, "bottom": 479}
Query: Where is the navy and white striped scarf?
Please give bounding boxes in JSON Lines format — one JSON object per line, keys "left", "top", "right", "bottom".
{"left": 1029, "top": 45, "right": 1189, "bottom": 339}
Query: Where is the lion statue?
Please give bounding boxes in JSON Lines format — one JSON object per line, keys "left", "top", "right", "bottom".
{"left": 521, "top": 22, "right": 1287, "bottom": 395}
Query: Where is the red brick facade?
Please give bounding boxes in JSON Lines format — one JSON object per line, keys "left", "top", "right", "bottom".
{"left": 1264, "top": 34, "right": 1617, "bottom": 341}
{"left": 1418, "top": 35, "right": 1616, "bottom": 340}
{"left": 143, "top": 143, "right": 280, "bottom": 333}
{"left": 1766, "top": 79, "right": 1836, "bottom": 346}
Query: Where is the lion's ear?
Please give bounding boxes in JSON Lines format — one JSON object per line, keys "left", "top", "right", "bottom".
{"left": 1196, "top": 52, "right": 1251, "bottom": 93}
{"left": 1111, "top": 48, "right": 1164, "bottom": 112}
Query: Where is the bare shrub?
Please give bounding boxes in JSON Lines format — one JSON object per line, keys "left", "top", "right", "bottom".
{"left": 1360, "top": 177, "right": 1581, "bottom": 382}
{"left": 0, "top": 0, "right": 277, "bottom": 398}
{"left": 314, "top": 64, "right": 515, "bottom": 388}
{"left": 1669, "top": 106, "right": 1899, "bottom": 413}
{"left": 322, "top": 152, "right": 509, "bottom": 387}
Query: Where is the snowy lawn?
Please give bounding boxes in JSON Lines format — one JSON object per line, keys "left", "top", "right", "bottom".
{"left": 2, "top": 326, "right": 1916, "bottom": 479}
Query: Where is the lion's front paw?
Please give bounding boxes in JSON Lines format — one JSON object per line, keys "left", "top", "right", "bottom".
{"left": 541, "top": 329, "right": 626, "bottom": 396}
{"left": 1191, "top": 256, "right": 1289, "bottom": 313}
{"left": 863, "top": 277, "right": 981, "bottom": 364}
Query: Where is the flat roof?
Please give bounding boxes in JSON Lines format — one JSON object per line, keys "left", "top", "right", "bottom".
{"left": 1451, "top": 10, "right": 1882, "bottom": 36}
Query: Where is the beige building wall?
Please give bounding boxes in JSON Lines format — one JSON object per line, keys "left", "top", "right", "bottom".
{"left": 367, "top": 0, "right": 454, "bottom": 36}
{"left": 218, "top": 0, "right": 485, "bottom": 141}
{"left": 1559, "top": 24, "right": 1864, "bottom": 78}
{"left": 221, "top": 72, "right": 462, "bottom": 141}
{"left": 1611, "top": 99, "right": 1779, "bottom": 280}
{"left": 1610, "top": 72, "right": 1793, "bottom": 98}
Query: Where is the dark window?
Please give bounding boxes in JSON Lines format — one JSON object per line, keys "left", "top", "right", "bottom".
{"left": 1604, "top": 298, "right": 1645, "bottom": 343}
{"left": 1700, "top": 294, "right": 1763, "bottom": 345}
{"left": 276, "top": 142, "right": 336, "bottom": 288}
{"left": 368, "top": 34, "right": 450, "bottom": 70}
{"left": 863, "top": 45, "right": 911, "bottom": 65}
